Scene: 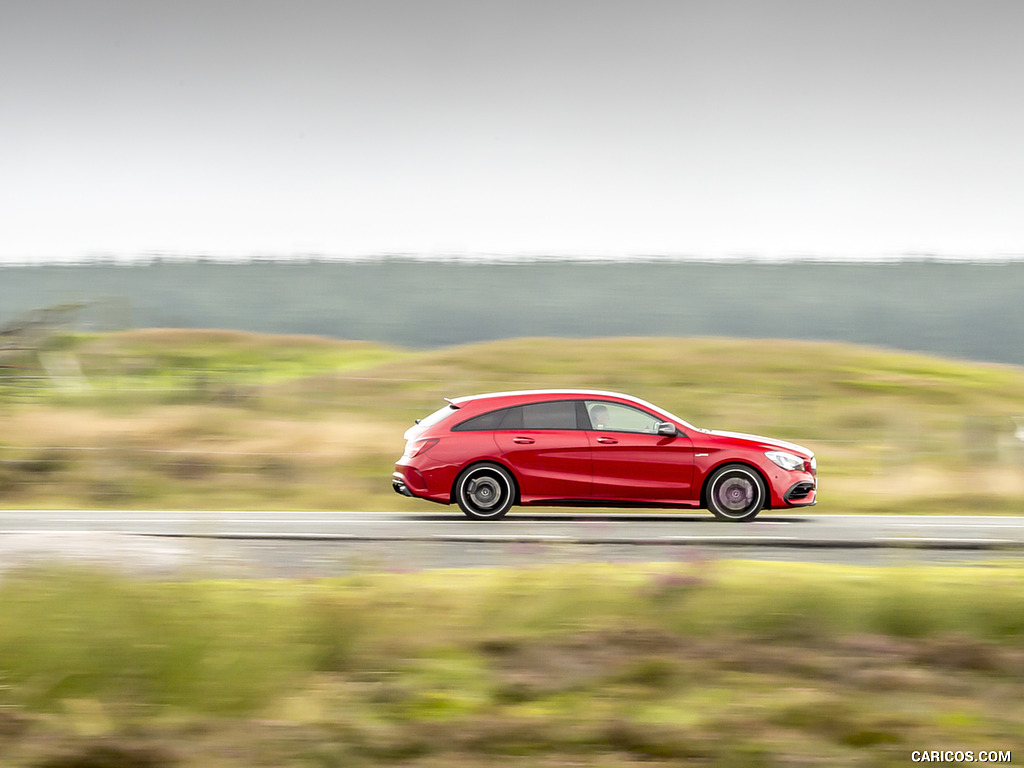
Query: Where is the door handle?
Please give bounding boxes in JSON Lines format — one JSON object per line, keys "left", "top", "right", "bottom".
{"left": 513, "top": 437, "right": 535, "bottom": 444}
{"left": 596, "top": 436, "right": 618, "bottom": 444}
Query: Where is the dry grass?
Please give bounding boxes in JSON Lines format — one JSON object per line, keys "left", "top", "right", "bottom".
{"left": 2, "top": 332, "right": 1024, "bottom": 512}
{"left": 101, "top": 328, "right": 368, "bottom": 348}
{"left": 1, "top": 405, "right": 404, "bottom": 463}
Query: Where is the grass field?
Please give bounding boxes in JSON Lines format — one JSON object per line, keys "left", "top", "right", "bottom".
{"left": 1, "top": 561, "right": 1022, "bottom": 767}
{"left": 4, "top": 332, "right": 1021, "bottom": 765}
{"left": 1, "top": 330, "right": 1023, "bottom": 513}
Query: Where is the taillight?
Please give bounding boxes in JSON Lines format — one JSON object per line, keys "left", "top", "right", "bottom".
{"left": 404, "top": 438, "right": 439, "bottom": 458}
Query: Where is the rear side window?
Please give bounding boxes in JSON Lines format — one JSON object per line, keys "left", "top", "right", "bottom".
{"left": 453, "top": 401, "right": 581, "bottom": 431}
{"left": 416, "top": 404, "right": 458, "bottom": 429}
{"left": 452, "top": 408, "right": 509, "bottom": 431}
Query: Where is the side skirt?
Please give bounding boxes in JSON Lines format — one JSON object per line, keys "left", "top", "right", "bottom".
{"left": 520, "top": 498, "right": 701, "bottom": 509}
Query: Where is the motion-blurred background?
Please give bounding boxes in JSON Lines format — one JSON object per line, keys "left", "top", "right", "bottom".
{"left": 5, "top": 3, "right": 1024, "bottom": 766}
{"left": 2, "top": 258, "right": 1024, "bottom": 514}
{"left": 4, "top": 0, "right": 1024, "bottom": 513}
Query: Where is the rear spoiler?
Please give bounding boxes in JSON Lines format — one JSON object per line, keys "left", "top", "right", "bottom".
{"left": 414, "top": 397, "right": 461, "bottom": 425}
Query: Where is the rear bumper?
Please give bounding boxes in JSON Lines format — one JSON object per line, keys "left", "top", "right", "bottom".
{"left": 392, "top": 464, "right": 451, "bottom": 504}
{"left": 392, "top": 475, "right": 414, "bottom": 497}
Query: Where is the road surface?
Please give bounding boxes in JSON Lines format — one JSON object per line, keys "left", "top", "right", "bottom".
{"left": 2, "top": 511, "right": 1023, "bottom": 576}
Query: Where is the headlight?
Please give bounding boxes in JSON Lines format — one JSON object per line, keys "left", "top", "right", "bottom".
{"left": 765, "top": 450, "right": 804, "bottom": 471}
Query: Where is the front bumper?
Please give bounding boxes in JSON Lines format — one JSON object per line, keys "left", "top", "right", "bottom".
{"left": 784, "top": 480, "right": 816, "bottom": 503}
{"left": 782, "top": 479, "right": 817, "bottom": 506}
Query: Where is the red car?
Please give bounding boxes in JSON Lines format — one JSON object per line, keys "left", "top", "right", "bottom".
{"left": 392, "top": 390, "right": 816, "bottom": 522}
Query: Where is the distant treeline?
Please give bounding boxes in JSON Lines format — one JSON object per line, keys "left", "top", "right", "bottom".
{"left": 2, "top": 258, "right": 1023, "bottom": 365}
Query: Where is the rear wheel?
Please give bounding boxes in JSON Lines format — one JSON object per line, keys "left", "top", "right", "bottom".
{"left": 455, "top": 462, "right": 516, "bottom": 520}
{"left": 706, "top": 464, "right": 766, "bottom": 522}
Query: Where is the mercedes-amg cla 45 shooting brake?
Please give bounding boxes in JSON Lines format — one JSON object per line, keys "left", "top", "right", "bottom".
{"left": 392, "top": 390, "right": 816, "bottom": 521}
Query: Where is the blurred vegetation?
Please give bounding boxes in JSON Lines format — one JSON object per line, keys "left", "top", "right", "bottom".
{"left": 3, "top": 257, "right": 1024, "bottom": 364}
{"left": 1, "top": 330, "right": 1023, "bottom": 513}
{"left": 1, "top": 561, "right": 1023, "bottom": 766}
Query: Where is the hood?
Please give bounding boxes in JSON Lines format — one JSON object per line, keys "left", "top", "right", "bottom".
{"left": 707, "top": 430, "right": 813, "bottom": 457}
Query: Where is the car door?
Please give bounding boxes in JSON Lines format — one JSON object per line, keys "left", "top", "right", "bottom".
{"left": 585, "top": 400, "right": 695, "bottom": 503}
{"left": 492, "top": 400, "right": 592, "bottom": 501}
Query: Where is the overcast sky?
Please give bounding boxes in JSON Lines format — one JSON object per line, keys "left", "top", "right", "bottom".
{"left": 2, "top": 0, "right": 1023, "bottom": 261}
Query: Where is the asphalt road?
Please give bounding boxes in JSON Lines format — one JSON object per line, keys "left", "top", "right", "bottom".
{"left": 2, "top": 510, "right": 1024, "bottom": 576}
{"left": 3, "top": 509, "right": 1024, "bottom": 547}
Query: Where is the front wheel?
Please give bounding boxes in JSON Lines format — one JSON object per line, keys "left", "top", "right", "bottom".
{"left": 455, "top": 462, "right": 516, "bottom": 520}
{"left": 706, "top": 464, "right": 766, "bottom": 522}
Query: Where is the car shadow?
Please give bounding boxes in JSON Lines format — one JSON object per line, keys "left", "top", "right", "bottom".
{"left": 403, "top": 512, "right": 811, "bottom": 523}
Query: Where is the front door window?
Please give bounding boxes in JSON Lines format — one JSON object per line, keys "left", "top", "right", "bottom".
{"left": 586, "top": 401, "right": 661, "bottom": 433}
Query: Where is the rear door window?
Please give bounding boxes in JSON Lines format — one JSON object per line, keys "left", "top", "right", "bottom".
{"left": 519, "top": 400, "right": 579, "bottom": 429}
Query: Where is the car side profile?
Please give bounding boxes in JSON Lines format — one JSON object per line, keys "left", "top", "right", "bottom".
{"left": 392, "top": 390, "right": 816, "bottom": 522}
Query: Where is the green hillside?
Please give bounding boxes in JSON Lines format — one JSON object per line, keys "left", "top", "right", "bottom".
{"left": 1, "top": 331, "right": 1023, "bottom": 513}
{"left": 4, "top": 258, "right": 1024, "bottom": 364}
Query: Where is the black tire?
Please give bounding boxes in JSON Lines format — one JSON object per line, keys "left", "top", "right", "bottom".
{"left": 706, "top": 464, "right": 766, "bottom": 522}
{"left": 454, "top": 462, "right": 516, "bottom": 520}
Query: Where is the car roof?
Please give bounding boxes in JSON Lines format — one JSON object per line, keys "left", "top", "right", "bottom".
{"left": 435, "top": 390, "right": 696, "bottom": 431}
{"left": 448, "top": 390, "right": 684, "bottom": 418}
{"left": 449, "top": 389, "right": 636, "bottom": 406}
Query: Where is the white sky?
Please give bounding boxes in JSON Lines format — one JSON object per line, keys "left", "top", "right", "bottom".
{"left": 2, "top": 0, "right": 1023, "bottom": 262}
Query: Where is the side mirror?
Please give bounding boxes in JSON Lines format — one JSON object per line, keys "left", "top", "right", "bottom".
{"left": 656, "top": 421, "right": 677, "bottom": 436}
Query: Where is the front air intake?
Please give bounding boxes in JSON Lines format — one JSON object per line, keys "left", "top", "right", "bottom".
{"left": 785, "top": 482, "right": 815, "bottom": 502}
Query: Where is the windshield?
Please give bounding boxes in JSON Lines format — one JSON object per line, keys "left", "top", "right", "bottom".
{"left": 628, "top": 396, "right": 702, "bottom": 432}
